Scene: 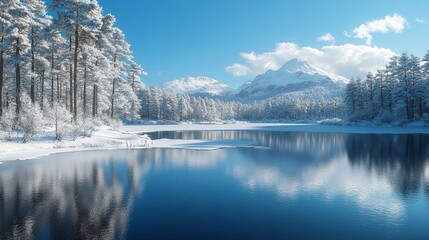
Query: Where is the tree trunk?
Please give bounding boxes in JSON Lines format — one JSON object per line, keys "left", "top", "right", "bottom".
{"left": 111, "top": 78, "right": 115, "bottom": 119}
{"left": 132, "top": 72, "right": 135, "bottom": 90}
{"left": 131, "top": 72, "right": 135, "bottom": 118}
{"left": 111, "top": 53, "right": 117, "bottom": 119}
{"left": 51, "top": 41, "right": 55, "bottom": 107}
{"left": 69, "top": 64, "right": 73, "bottom": 112}
{"left": 41, "top": 70, "right": 45, "bottom": 110}
{"left": 92, "top": 84, "right": 97, "bottom": 118}
{"left": 73, "top": 20, "right": 79, "bottom": 121}
{"left": 51, "top": 75, "right": 54, "bottom": 107}
{"left": 56, "top": 65, "right": 60, "bottom": 101}
{"left": 31, "top": 27, "right": 35, "bottom": 103}
{"left": 83, "top": 65, "right": 87, "bottom": 116}
{"left": 69, "top": 34, "right": 73, "bottom": 113}
{"left": 65, "top": 88, "right": 68, "bottom": 110}
{"left": 15, "top": 37, "right": 21, "bottom": 114}
{"left": 0, "top": 35, "right": 4, "bottom": 117}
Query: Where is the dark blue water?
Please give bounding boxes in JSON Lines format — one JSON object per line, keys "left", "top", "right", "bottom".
{"left": 1, "top": 131, "right": 429, "bottom": 239}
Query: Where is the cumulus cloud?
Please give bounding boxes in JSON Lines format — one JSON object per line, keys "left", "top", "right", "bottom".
{"left": 349, "top": 14, "right": 407, "bottom": 45}
{"left": 317, "top": 33, "right": 335, "bottom": 44}
{"left": 416, "top": 18, "right": 425, "bottom": 24}
{"left": 225, "top": 42, "right": 395, "bottom": 78}
{"left": 225, "top": 63, "right": 251, "bottom": 77}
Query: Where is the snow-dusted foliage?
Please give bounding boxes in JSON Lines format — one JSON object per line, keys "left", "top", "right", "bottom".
{"left": 0, "top": 104, "right": 16, "bottom": 140}
{"left": 16, "top": 92, "right": 44, "bottom": 142}
{"left": 345, "top": 52, "right": 429, "bottom": 123}
{"left": 51, "top": 102, "right": 72, "bottom": 140}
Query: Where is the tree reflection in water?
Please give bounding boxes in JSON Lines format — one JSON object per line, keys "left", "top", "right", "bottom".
{"left": 345, "top": 134, "right": 429, "bottom": 197}
{"left": 0, "top": 148, "right": 229, "bottom": 239}
{"left": 0, "top": 151, "right": 147, "bottom": 239}
{"left": 150, "top": 130, "right": 429, "bottom": 199}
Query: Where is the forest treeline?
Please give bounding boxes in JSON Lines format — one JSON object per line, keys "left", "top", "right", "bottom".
{"left": 345, "top": 52, "right": 429, "bottom": 123}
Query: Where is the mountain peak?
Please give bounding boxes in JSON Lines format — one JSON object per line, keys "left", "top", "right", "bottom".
{"left": 279, "top": 58, "right": 319, "bottom": 74}
{"left": 236, "top": 58, "right": 349, "bottom": 100}
{"left": 277, "top": 58, "right": 349, "bottom": 83}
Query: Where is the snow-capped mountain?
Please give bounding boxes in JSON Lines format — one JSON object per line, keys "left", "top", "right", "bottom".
{"left": 160, "top": 76, "right": 235, "bottom": 96}
{"left": 237, "top": 58, "right": 349, "bottom": 100}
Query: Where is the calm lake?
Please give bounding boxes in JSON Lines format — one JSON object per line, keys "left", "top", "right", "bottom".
{"left": 1, "top": 130, "right": 429, "bottom": 239}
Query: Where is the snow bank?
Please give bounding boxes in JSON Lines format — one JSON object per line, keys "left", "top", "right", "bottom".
{"left": 0, "top": 126, "right": 152, "bottom": 162}
{"left": 0, "top": 125, "right": 257, "bottom": 162}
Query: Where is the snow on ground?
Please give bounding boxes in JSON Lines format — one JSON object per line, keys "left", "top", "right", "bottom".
{"left": 0, "top": 125, "right": 257, "bottom": 162}
{"left": 1, "top": 122, "right": 428, "bottom": 163}
{"left": 0, "top": 126, "right": 152, "bottom": 162}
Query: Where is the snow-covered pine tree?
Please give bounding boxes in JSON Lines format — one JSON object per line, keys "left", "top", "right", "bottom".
{"left": 6, "top": 0, "right": 32, "bottom": 113}
{"left": 0, "top": 0, "right": 14, "bottom": 116}
{"left": 50, "top": 0, "right": 103, "bottom": 121}
{"left": 345, "top": 78, "right": 357, "bottom": 117}
{"left": 395, "top": 52, "right": 411, "bottom": 121}
{"left": 24, "top": 0, "right": 50, "bottom": 104}
{"left": 385, "top": 55, "right": 399, "bottom": 114}
{"left": 408, "top": 54, "right": 422, "bottom": 119}
{"left": 99, "top": 14, "right": 134, "bottom": 119}
{"left": 128, "top": 61, "right": 146, "bottom": 119}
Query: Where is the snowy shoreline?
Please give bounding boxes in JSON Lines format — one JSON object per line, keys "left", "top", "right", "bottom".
{"left": 1, "top": 123, "right": 428, "bottom": 163}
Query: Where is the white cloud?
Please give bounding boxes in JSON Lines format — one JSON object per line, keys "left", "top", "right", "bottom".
{"left": 350, "top": 14, "right": 407, "bottom": 45}
{"left": 416, "top": 18, "right": 425, "bottom": 24}
{"left": 225, "top": 63, "right": 251, "bottom": 77}
{"left": 317, "top": 33, "right": 335, "bottom": 43}
{"left": 225, "top": 42, "right": 395, "bottom": 78}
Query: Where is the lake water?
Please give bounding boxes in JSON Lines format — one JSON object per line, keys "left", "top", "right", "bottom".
{"left": 1, "top": 130, "right": 429, "bottom": 239}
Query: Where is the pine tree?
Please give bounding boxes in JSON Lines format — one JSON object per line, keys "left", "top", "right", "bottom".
{"left": 7, "top": 0, "right": 32, "bottom": 113}
{"left": 50, "top": 0, "right": 103, "bottom": 121}
{"left": 0, "top": 0, "right": 14, "bottom": 116}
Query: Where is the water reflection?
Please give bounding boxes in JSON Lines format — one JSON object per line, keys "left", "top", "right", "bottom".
{"left": 137, "top": 147, "right": 227, "bottom": 170}
{"left": 0, "top": 148, "right": 229, "bottom": 239}
{"left": 1, "top": 131, "right": 429, "bottom": 239}
{"left": 227, "top": 132, "right": 429, "bottom": 218}
{"left": 151, "top": 130, "right": 429, "bottom": 200}
{"left": 0, "top": 151, "right": 147, "bottom": 239}
{"left": 346, "top": 134, "right": 429, "bottom": 197}
{"left": 150, "top": 131, "right": 346, "bottom": 163}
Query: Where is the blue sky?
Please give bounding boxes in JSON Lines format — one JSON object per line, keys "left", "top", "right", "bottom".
{"left": 98, "top": 0, "right": 429, "bottom": 88}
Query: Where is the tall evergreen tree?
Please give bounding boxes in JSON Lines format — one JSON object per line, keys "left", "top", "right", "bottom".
{"left": 50, "top": 0, "right": 103, "bottom": 120}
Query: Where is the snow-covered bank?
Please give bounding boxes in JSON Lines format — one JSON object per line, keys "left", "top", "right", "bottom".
{"left": 122, "top": 123, "right": 429, "bottom": 134}
{"left": 0, "top": 126, "right": 258, "bottom": 162}
{"left": 0, "top": 126, "right": 152, "bottom": 162}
